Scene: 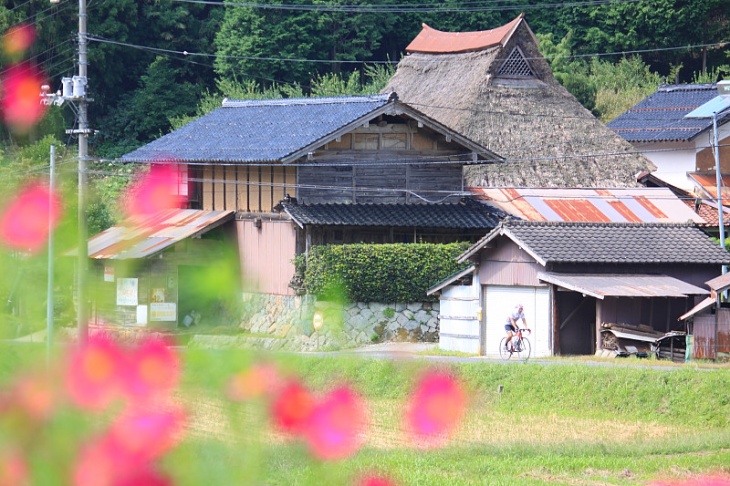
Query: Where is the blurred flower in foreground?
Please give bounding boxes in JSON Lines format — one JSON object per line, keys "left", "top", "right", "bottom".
{"left": 106, "top": 405, "right": 186, "bottom": 462}
{"left": 125, "top": 164, "right": 184, "bottom": 218}
{"left": 2, "top": 24, "right": 35, "bottom": 59}
{"left": 0, "top": 63, "right": 47, "bottom": 132}
{"left": 304, "top": 386, "right": 367, "bottom": 461}
{"left": 356, "top": 474, "right": 398, "bottom": 486}
{"left": 227, "top": 362, "right": 281, "bottom": 401}
{"left": 406, "top": 370, "right": 466, "bottom": 447}
{"left": 11, "top": 371, "right": 57, "bottom": 422}
{"left": 0, "top": 182, "right": 62, "bottom": 253}
{"left": 124, "top": 337, "right": 180, "bottom": 402}
{"left": 270, "top": 380, "right": 315, "bottom": 434}
{"left": 0, "top": 448, "right": 28, "bottom": 486}
{"left": 651, "top": 475, "right": 730, "bottom": 485}
{"left": 65, "top": 334, "right": 126, "bottom": 410}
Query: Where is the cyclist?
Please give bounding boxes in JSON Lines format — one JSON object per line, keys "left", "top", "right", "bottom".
{"left": 504, "top": 304, "right": 529, "bottom": 352}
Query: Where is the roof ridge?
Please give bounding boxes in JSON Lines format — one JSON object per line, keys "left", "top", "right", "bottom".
{"left": 222, "top": 93, "right": 391, "bottom": 108}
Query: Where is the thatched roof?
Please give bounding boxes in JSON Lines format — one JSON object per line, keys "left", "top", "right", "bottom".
{"left": 384, "top": 15, "right": 655, "bottom": 188}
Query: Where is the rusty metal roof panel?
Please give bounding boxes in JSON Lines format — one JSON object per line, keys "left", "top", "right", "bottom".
{"left": 538, "top": 272, "right": 709, "bottom": 299}
{"left": 87, "top": 209, "right": 235, "bottom": 260}
{"left": 469, "top": 187, "right": 705, "bottom": 223}
{"left": 406, "top": 15, "right": 522, "bottom": 54}
{"left": 688, "top": 172, "right": 730, "bottom": 206}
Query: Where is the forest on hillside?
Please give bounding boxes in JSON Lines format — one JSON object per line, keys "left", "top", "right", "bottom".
{"left": 0, "top": 0, "right": 729, "bottom": 231}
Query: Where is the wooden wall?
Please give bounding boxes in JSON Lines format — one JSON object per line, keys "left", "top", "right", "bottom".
{"left": 201, "top": 165, "right": 295, "bottom": 212}
{"left": 237, "top": 219, "right": 297, "bottom": 295}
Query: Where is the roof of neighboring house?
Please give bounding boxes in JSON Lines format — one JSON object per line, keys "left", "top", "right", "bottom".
{"left": 469, "top": 187, "right": 705, "bottom": 224}
{"left": 607, "top": 84, "right": 728, "bottom": 143}
{"left": 120, "top": 93, "right": 501, "bottom": 164}
{"left": 459, "top": 220, "right": 730, "bottom": 265}
{"left": 688, "top": 172, "right": 730, "bottom": 206}
{"left": 406, "top": 14, "right": 525, "bottom": 54}
{"left": 637, "top": 170, "right": 727, "bottom": 228}
{"left": 281, "top": 202, "right": 507, "bottom": 229}
{"left": 383, "top": 16, "right": 654, "bottom": 188}
{"left": 86, "top": 209, "right": 235, "bottom": 259}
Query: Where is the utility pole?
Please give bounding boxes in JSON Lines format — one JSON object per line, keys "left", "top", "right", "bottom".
{"left": 43, "top": 0, "right": 90, "bottom": 344}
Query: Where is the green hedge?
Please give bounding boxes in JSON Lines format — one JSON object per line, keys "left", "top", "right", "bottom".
{"left": 298, "top": 242, "right": 471, "bottom": 303}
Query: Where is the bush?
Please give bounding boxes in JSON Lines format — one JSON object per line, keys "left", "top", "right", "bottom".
{"left": 301, "top": 242, "right": 470, "bottom": 303}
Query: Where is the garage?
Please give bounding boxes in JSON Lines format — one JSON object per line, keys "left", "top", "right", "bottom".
{"left": 484, "top": 285, "right": 551, "bottom": 358}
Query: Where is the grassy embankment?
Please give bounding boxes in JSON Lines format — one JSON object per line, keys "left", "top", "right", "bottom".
{"left": 3, "top": 345, "right": 730, "bottom": 485}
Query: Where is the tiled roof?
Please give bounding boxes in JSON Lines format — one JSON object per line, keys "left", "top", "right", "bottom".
{"left": 607, "top": 84, "right": 725, "bottom": 142}
{"left": 406, "top": 14, "right": 523, "bottom": 54}
{"left": 282, "top": 202, "right": 506, "bottom": 229}
{"left": 462, "top": 220, "right": 730, "bottom": 265}
{"left": 120, "top": 94, "right": 393, "bottom": 163}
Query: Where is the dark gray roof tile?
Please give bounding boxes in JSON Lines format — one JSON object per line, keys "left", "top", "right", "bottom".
{"left": 608, "top": 84, "right": 726, "bottom": 143}
{"left": 503, "top": 220, "right": 730, "bottom": 264}
{"left": 283, "top": 202, "right": 505, "bottom": 229}
{"left": 121, "top": 94, "right": 393, "bottom": 163}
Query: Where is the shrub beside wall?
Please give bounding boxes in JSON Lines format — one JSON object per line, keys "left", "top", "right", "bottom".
{"left": 300, "top": 242, "right": 470, "bottom": 303}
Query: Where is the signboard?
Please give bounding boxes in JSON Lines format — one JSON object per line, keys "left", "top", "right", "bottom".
{"left": 104, "top": 265, "right": 115, "bottom": 282}
{"left": 151, "top": 288, "right": 165, "bottom": 303}
{"left": 150, "top": 303, "right": 177, "bottom": 322}
{"left": 116, "top": 278, "right": 138, "bottom": 306}
{"left": 136, "top": 305, "right": 148, "bottom": 326}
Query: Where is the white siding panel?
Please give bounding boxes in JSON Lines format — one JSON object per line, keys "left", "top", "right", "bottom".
{"left": 484, "top": 285, "right": 551, "bottom": 358}
{"left": 438, "top": 278, "right": 480, "bottom": 354}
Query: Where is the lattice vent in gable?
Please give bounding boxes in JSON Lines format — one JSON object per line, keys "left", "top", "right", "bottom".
{"left": 497, "top": 47, "right": 535, "bottom": 78}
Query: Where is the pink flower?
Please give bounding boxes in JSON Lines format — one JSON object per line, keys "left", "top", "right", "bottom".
{"left": 106, "top": 405, "right": 186, "bottom": 462}
{"left": 0, "top": 448, "right": 28, "bottom": 486}
{"left": 2, "top": 24, "right": 35, "bottom": 58}
{"left": 124, "top": 164, "right": 184, "bottom": 218}
{"left": 65, "top": 335, "right": 126, "bottom": 410}
{"left": 1, "top": 63, "right": 47, "bottom": 132}
{"left": 12, "top": 371, "right": 57, "bottom": 421}
{"left": 227, "top": 362, "right": 281, "bottom": 401}
{"left": 356, "top": 474, "right": 398, "bottom": 486}
{"left": 651, "top": 474, "right": 730, "bottom": 485}
{"left": 0, "top": 182, "right": 62, "bottom": 253}
{"left": 123, "top": 337, "right": 179, "bottom": 402}
{"left": 405, "top": 370, "right": 466, "bottom": 447}
{"left": 72, "top": 437, "right": 123, "bottom": 486}
{"left": 270, "top": 380, "right": 315, "bottom": 435}
{"left": 111, "top": 467, "right": 173, "bottom": 486}
{"left": 303, "top": 385, "right": 367, "bottom": 461}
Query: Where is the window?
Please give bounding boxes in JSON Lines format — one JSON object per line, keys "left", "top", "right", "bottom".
{"left": 497, "top": 47, "right": 536, "bottom": 78}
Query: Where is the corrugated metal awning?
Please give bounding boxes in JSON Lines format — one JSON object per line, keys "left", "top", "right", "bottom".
{"left": 85, "top": 209, "right": 235, "bottom": 260}
{"left": 538, "top": 272, "right": 709, "bottom": 300}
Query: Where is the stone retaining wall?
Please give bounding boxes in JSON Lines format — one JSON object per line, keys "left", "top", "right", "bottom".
{"left": 232, "top": 293, "right": 439, "bottom": 352}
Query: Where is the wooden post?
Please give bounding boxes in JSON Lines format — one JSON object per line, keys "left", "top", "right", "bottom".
{"left": 595, "top": 299, "right": 602, "bottom": 354}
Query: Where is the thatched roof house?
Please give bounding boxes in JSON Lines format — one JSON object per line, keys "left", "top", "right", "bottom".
{"left": 384, "top": 14, "right": 655, "bottom": 187}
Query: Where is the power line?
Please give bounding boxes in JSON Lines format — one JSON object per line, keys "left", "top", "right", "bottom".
{"left": 174, "top": 0, "right": 640, "bottom": 13}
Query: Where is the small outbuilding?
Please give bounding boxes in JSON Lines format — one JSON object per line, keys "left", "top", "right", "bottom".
{"left": 432, "top": 220, "right": 730, "bottom": 357}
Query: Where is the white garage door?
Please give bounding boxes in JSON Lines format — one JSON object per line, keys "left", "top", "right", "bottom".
{"left": 484, "top": 285, "right": 550, "bottom": 358}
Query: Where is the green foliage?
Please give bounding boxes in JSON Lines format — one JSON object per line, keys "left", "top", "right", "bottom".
{"left": 590, "top": 57, "right": 665, "bottom": 122}
{"left": 538, "top": 32, "right": 597, "bottom": 113}
{"left": 302, "top": 242, "right": 470, "bottom": 303}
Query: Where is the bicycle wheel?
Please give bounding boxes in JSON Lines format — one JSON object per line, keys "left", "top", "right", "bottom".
{"left": 514, "top": 337, "right": 531, "bottom": 362}
{"left": 499, "top": 337, "right": 511, "bottom": 360}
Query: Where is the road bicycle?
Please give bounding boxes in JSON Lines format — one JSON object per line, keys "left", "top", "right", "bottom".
{"left": 499, "top": 328, "right": 531, "bottom": 362}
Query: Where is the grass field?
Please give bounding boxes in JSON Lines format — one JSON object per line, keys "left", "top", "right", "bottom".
{"left": 2, "top": 344, "right": 730, "bottom": 485}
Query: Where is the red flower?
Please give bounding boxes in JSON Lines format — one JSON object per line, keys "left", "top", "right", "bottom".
{"left": 227, "top": 362, "right": 281, "bottom": 401}
{"left": 0, "top": 182, "right": 62, "bottom": 253}
{"left": 270, "top": 380, "right": 315, "bottom": 434}
{"left": 405, "top": 370, "right": 466, "bottom": 447}
{"left": 111, "top": 467, "right": 173, "bottom": 486}
{"left": 125, "top": 164, "right": 184, "bottom": 218}
{"left": 106, "top": 405, "right": 186, "bottom": 462}
{"left": 124, "top": 337, "right": 179, "bottom": 402}
{"left": 0, "top": 63, "right": 47, "bottom": 132}
{"left": 3, "top": 24, "right": 35, "bottom": 58}
{"left": 65, "top": 335, "right": 126, "bottom": 410}
{"left": 303, "top": 385, "right": 367, "bottom": 461}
